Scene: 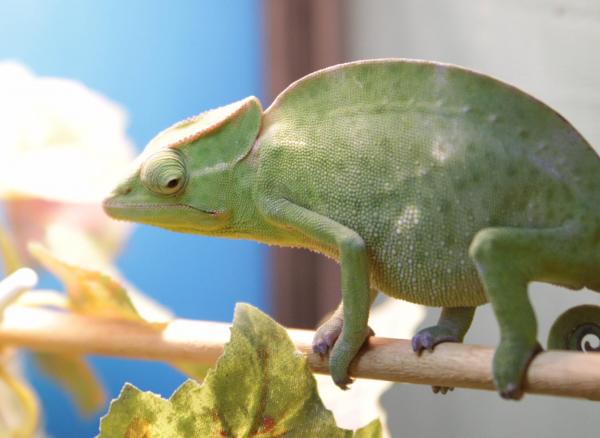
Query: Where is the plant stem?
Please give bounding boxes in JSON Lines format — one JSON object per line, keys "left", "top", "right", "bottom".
{"left": 0, "top": 306, "right": 598, "bottom": 401}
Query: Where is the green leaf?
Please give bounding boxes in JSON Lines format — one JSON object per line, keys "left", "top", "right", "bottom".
{"left": 98, "top": 384, "right": 174, "bottom": 437}
{"left": 353, "top": 419, "right": 384, "bottom": 438}
{"left": 99, "top": 304, "right": 382, "bottom": 437}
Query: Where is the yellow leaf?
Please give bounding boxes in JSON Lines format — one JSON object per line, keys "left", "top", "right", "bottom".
{"left": 35, "top": 353, "right": 105, "bottom": 415}
{"left": 28, "top": 242, "right": 141, "bottom": 321}
{"left": 0, "top": 361, "right": 40, "bottom": 437}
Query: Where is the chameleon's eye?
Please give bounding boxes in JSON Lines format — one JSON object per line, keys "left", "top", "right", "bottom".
{"left": 141, "top": 149, "right": 187, "bottom": 196}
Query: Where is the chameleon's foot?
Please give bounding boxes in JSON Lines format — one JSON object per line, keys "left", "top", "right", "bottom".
{"left": 411, "top": 325, "right": 461, "bottom": 354}
{"left": 493, "top": 340, "right": 542, "bottom": 400}
{"left": 313, "top": 316, "right": 374, "bottom": 356}
{"left": 329, "top": 327, "right": 373, "bottom": 390}
{"left": 412, "top": 325, "right": 460, "bottom": 395}
{"left": 313, "top": 315, "right": 343, "bottom": 356}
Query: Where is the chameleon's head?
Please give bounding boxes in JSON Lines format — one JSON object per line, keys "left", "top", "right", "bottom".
{"left": 103, "top": 96, "right": 262, "bottom": 234}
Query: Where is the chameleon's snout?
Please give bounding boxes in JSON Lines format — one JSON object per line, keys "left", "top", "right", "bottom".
{"left": 102, "top": 182, "right": 133, "bottom": 219}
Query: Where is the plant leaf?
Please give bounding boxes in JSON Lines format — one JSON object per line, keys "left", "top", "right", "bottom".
{"left": 99, "top": 304, "right": 383, "bottom": 437}
{"left": 354, "top": 419, "right": 384, "bottom": 438}
{"left": 98, "top": 384, "right": 174, "bottom": 437}
{"left": 28, "top": 242, "right": 141, "bottom": 321}
{"left": 0, "top": 360, "right": 40, "bottom": 437}
{"left": 35, "top": 353, "right": 105, "bottom": 415}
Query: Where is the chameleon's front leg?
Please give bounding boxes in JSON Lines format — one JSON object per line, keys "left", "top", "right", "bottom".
{"left": 259, "top": 199, "right": 372, "bottom": 389}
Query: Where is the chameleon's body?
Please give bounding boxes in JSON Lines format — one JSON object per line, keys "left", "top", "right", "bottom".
{"left": 104, "top": 59, "right": 600, "bottom": 399}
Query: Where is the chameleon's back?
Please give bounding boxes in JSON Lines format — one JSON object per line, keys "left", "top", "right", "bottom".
{"left": 256, "top": 59, "right": 600, "bottom": 307}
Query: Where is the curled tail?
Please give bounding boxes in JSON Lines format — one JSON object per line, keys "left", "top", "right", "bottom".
{"left": 547, "top": 305, "right": 600, "bottom": 351}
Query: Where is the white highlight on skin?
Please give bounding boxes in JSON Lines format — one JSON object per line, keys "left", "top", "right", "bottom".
{"left": 395, "top": 205, "right": 421, "bottom": 234}
{"left": 285, "top": 139, "right": 307, "bottom": 148}
{"left": 432, "top": 140, "right": 451, "bottom": 162}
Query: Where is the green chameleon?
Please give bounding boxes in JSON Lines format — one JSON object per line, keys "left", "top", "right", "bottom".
{"left": 104, "top": 59, "right": 600, "bottom": 399}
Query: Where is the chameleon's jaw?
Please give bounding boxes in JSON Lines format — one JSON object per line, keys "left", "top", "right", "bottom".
{"left": 102, "top": 195, "right": 227, "bottom": 232}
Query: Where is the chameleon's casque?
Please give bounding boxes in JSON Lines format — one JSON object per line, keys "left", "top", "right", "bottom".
{"left": 104, "top": 59, "right": 600, "bottom": 399}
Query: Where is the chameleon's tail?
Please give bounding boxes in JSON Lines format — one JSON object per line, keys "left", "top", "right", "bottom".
{"left": 547, "top": 305, "right": 600, "bottom": 351}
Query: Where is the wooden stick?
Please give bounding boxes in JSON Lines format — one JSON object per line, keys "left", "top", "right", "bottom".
{"left": 0, "top": 306, "right": 598, "bottom": 401}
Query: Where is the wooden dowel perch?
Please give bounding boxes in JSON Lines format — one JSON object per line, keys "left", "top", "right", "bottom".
{"left": 0, "top": 306, "right": 598, "bottom": 401}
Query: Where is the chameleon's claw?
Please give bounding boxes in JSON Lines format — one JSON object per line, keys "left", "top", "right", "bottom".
{"left": 432, "top": 386, "right": 454, "bottom": 395}
{"left": 500, "top": 383, "right": 523, "bottom": 400}
{"left": 312, "top": 317, "right": 343, "bottom": 356}
{"left": 328, "top": 326, "right": 373, "bottom": 390}
{"left": 312, "top": 340, "right": 330, "bottom": 356}
{"left": 412, "top": 325, "right": 464, "bottom": 394}
{"left": 493, "top": 341, "right": 542, "bottom": 400}
{"left": 412, "top": 332, "right": 434, "bottom": 352}
{"left": 333, "top": 375, "right": 354, "bottom": 390}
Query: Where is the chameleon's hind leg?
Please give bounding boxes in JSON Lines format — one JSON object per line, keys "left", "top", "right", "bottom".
{"left": 469, "top": 221, "right": 593, "bottom": 400}
{"left": 313, "top": 289, "right": 378, "bottom": 355}
{"left": 412, "top": 306, "right": 475, "bottom": 394}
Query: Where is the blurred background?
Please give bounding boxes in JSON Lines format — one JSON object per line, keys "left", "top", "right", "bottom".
{"left": 0, "top": 0, "right": 599, "bottom": 436}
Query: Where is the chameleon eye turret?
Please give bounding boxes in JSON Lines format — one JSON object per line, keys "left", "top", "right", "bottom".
{"left": 140, "top": 149, "right": 187, "bottom": 196}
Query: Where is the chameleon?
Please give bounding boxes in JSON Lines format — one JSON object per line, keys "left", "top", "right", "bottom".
{"left": 103, "top": 59, "right": 600, "bottom": 399}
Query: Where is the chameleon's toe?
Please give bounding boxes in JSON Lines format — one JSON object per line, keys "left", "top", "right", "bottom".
{"left": 500, "top": 383, "right": 522, "bottom": 400}
{"left": 493, "top": 340, "right": 542, "bottom": 400}
{"left": 313, "top": 319, "right": 374, "bottom": 356}
{"left": 312, "top": 340, "right": 331, "bottom": 356}
{"left": 312, "top": 317, "right": 343, "bottom": 356}
{"left": 330, "top": 355, "right": 354, "bottom": 390}
{"left": 432, "top": 386, "right": 454, "bottom": 395}
{"left": 333, "top": 374, "right": 354, "bottom": 390}
{"left": 411, "top": 326, "right": 461, "bottom": 354}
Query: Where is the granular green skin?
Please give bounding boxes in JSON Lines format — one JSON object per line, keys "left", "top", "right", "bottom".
{"left": 257, "top": 61, "right": 595, "bottom": 307}
{"left": 104, "top": 59, "right": 600, "bottom": 400}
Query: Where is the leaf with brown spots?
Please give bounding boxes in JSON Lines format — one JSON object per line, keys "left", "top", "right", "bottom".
{"left": 99, "top": 304, "right": 382, "bottom": 437}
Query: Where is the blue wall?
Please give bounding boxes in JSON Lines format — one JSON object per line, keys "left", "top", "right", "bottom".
{"left": 0, "top": 1, "right": 266, "bottom": 436}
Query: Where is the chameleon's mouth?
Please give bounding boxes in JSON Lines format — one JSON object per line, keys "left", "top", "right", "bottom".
{"left": 102, "top": 199, "right": 219, "bottom": 216}
{"left": 102, "top": 196, "right": 225, "bottom": 231}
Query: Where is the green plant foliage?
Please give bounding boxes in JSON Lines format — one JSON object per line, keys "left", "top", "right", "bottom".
{"left": 99, "top": 303, "right": 382, "bottom": 437}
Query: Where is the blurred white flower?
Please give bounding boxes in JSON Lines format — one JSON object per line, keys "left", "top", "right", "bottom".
{"left": 317, "top": 298, "right": 425, "bottom": 437}
{"left": 0, "top": 61, "right": 135, "bottom": 263}
{"left": 0, "top": 61, "right": 133, "bottom": 203}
